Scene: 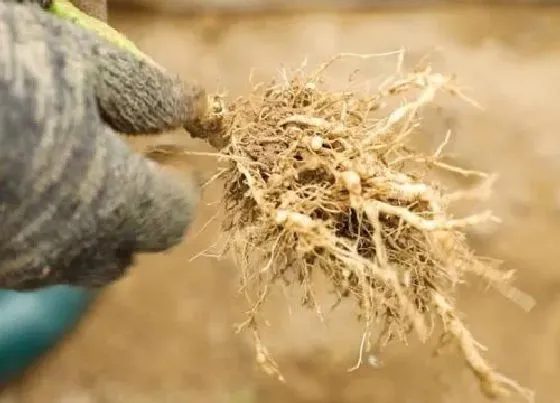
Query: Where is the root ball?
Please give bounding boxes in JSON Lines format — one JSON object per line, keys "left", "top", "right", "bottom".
{"left": 166, "top": 53, "right": 535, "bottom": 401}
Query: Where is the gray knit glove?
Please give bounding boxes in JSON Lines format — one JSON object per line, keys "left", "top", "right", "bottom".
{"left": 0, "top": 3, "right": 204, "bottom": 290}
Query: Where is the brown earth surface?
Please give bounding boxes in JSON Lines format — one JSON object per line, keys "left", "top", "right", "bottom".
{"left": 2, "top": 4, "right": 560, "bottom": 403}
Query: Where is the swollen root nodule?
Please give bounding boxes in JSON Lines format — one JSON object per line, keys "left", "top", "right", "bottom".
{"left": 172, "top": 53, "right": 535, "bottom": 401}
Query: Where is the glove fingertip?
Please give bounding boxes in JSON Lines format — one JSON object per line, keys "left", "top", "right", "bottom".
{"left": 131, "top": 161, "right": 201, "bottom": 252}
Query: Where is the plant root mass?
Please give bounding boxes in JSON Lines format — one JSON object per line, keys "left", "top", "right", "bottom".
{"left": 166, "top": 53, "right": 536, "bottom": 402}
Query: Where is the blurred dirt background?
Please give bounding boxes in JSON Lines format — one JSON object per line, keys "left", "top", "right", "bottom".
{"left": 2, "top": 2, "right": 560, "bottom": 403}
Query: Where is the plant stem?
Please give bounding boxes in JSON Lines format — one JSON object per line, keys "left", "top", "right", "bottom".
{"left": 47, "top": 0, "right": 160, "bottom": 67}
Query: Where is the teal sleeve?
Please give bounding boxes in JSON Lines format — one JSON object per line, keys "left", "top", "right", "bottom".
{"left": 0, "top": 286, "right": 97, "bottom": 384}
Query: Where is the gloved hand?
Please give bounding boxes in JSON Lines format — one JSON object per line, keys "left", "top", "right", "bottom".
{"left": 0, "top": 2, "right": 206, "bottom": 290}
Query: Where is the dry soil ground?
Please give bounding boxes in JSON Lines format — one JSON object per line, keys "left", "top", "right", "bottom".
{"left": 2, "top": 5, "right": 560, "bottom": 403}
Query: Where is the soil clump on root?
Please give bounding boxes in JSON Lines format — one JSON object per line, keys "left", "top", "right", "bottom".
{"left": 149, "top": 53, "right": 535, "bottom": 402}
